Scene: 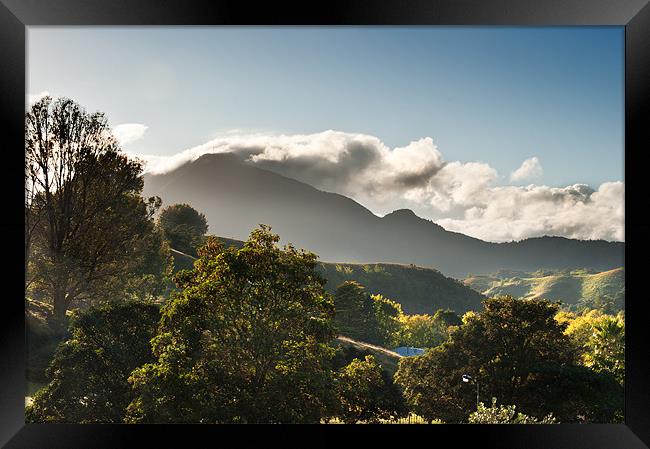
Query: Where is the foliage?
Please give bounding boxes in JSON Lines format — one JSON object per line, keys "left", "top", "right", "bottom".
{"left": 392, "top": 314, "right": 444, "bottom": 348}
{"left": 158, "top": 203, "right": 208, "bottom": 256}
{"left": 588, "top": 316, "right": 625, "bottom": 384}
{"left": 468, "top": 398, "right": 557, "bottom": 424}
{"left": 334, "top": 355, "right": 407, "bottom": 423}
{"left": 557, "top": 309, "right": 625, "bottom": 385}
{"left": 371, "top": 294, "right": 403, "bottom": 346}
{"left": 395, "top": 296, "right": 623, "bottom": 423}
{"left": 125, "top": 226, "right": 338, "bottom": 423}
{"left": 25, "top": 301, "right": 160, "bottom": 423}
{"left": 25, "top": 96, "right": 171, "bottom": 326}
{"left": 26, "top": 299, "right": 67, "bottom": 383}
{"left": 391, "top": 309, "right": 461, "bottom": 348}
{"left": 202, "top": 237, "right": 485, "bottom": 315}
{"left": 332, "top": 281, "right": 402, "bottom": 346}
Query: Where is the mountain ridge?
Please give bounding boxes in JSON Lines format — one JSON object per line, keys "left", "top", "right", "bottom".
{"left": 144, "top": 153, "right": 624, "bottom": 277}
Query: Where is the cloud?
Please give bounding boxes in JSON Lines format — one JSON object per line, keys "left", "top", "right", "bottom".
{"left": 112, "top": 123, "right": 148, "bottom": 146}
{"left": 436, "top": 182, "right": 623, "bottom": 242}
{"left": 132, "top": 130, "right": 446, "bottom": 201}
{"left": 510, "top": 156, "right": 543, "bottom": 182}
{"left": 131, "top": 130, "right": 623, "bottom": 243}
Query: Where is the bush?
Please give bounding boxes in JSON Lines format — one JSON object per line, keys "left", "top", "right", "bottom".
{"left": 26, "top": 301, "right": 160, "bottom": 423}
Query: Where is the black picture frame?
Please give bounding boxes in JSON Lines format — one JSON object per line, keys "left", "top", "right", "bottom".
{"left": 2, "top": 1, "right": 649, "bottom": 447}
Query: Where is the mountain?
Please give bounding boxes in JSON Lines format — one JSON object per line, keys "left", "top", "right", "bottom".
{"left": 144, "top": 153, "right": 624, "bottom": 278}
{"left": 463, "top": 267, "right": 625, "bottom": 311}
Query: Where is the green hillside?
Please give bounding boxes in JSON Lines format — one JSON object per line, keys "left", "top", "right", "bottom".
{"left": 169, "top": 238, "right": 485, "bottom": 315}
{"left": 317, "top": 262, "right": 485, "bottom": 315}
{"left": 464, "top": 267, "right": 624, "bottom": 311}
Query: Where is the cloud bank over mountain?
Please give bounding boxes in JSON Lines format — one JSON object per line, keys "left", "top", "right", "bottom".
{"left": 129, "top": 130, "right": 624, "bottom": 243}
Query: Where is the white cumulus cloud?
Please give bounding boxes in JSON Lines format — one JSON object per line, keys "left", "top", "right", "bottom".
{"left": 510, "top": 156, "right": 543, "bottom": 182}
{"left": 112, "top": 123, "right": 148, "bottom": 146}
{"left": 131, "top": 131, "right": 623, "bottom": 243}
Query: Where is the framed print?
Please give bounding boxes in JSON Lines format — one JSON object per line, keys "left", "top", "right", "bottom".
{"left": 1, "top": 0, "right": 649, "bottom": 447}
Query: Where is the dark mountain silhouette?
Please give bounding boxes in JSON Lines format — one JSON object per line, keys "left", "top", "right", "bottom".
{"left": 143, "top": 153, "right": 624, "bottom": 278}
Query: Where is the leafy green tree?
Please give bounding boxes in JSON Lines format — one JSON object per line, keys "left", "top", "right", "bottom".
{"left": 332, "top": 282, "right": 401, "bottom": 346}
{"left": 395, "top": 296, "right": 622, "bottom": 423}
{"left": 125, "top": 227, "right": 337, "bottom": 423}
{"left": 369, "top": 294, "right": 403, "bottom": 346}
{"left": 587, "top": 316, "right": 625, "bottom": 385}
{"left": 25, "top": 301, "right": 160, "bottom": 423}
{"left": 25, "top": 96, "right": 171, "bottom": 327}
{"left": 434, "top": 309, "right": 463, "bottom": 327}
{"left": 158, "top": 203, "right": 208, "bottom": 256}
{"left": 391, "top": 310, "right": 461, "bottom": 349}
{"left": 557, "top": 309, "right": 625, "bottom": 385}
{"left": 468, "top": 398, "right": 556, "bottom": 424}
{"left": 333, "top": 281, "right": 370, "bottom": 339}
{"left": 334, "top": 355, "right": 407, "bottom": 423}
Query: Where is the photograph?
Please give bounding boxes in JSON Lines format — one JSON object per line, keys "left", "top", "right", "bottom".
{"left": 22, "top": 25, "right": 628, "bottom": 426}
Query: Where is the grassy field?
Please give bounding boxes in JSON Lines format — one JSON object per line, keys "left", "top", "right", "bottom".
{"left": 464, "top": 267, "right": 624, "bottom": 310}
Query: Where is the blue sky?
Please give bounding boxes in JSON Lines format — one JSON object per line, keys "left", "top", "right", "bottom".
{"left": 28, "top": 26, "right": 623, "bottom": 189}
{"left": 27, "top": 27, "right": 625, "bottom": 242}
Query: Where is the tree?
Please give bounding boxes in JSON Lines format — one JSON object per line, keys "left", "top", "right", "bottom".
{"left": 125, "top": 227, "right": 338, "bottom": 423}
{"left": 587, "top": 316, "right": 625, "bottom": 385}
{"left": 434, "top": 309, "right": 463, "bottom": 327}
{"left": 395, "top": 296, "right": 623, "bottom": 423}
{"left": 369, "top": 293, "right": 403, "bottom": 346}
{"left": 468, "top": 398, "right": 556, "bottom": 424}
{"left": 25, "top": 301, "right": 160, "bottom": 423}
{"left": 391, "top": 309, "right": 461, "bottom": 349}
{"left": 158, "top": 203, "right": 208, "bottom": 256}
{"left": 558, "top": 309, "right": 625, "bottom": 385}
{"left": 25, "top": 97, "right": 171, "bottom": 326}
{"left": 334, "top": 355, "right": 407, "bottom": 423}
{"left": 333, "top": 281, "right": 370, "bottom": 340}
{"left": 332, "top": 282, "right": 401, "bottom": 346}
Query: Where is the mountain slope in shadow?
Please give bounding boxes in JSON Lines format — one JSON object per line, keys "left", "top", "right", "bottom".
{"left": 143, "top": 153, "right": 624, "bottom": 278}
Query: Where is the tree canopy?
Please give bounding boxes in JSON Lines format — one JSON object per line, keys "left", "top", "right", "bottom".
{"left": 158, "top": 203, "right": 208, "bottom": 256}
{"left": 126, "top": 226, "right": 338, "bottom": 423}
{"left": 334, "top": 355, "right": 407, "bottom": 423}
{"left": 395, "top": 296, "right": 623, "bottom": 423}
{"left": 332, "top": 281, "right": 402, "bottom": 346}
{"left": 557, "top": 309, "right": 625, "bottom": 385}
{"left": 26, "top": 301, "right": 160, "bottom": 423}
{"left": 25, "top": 96, "right": 171, "bottom": 326}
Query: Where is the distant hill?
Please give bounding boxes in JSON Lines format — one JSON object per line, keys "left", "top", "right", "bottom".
{"left": 318, "top": 262, "right": 484, "bottom": 314}
{"left": 170, "top": 238, "right": 484, "bottom": 315}
{"left": 464, "top": 268, "right": 625, "bottom": 310}
{"left": 145, "top": 153, "right": 624, "bottom": 278}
